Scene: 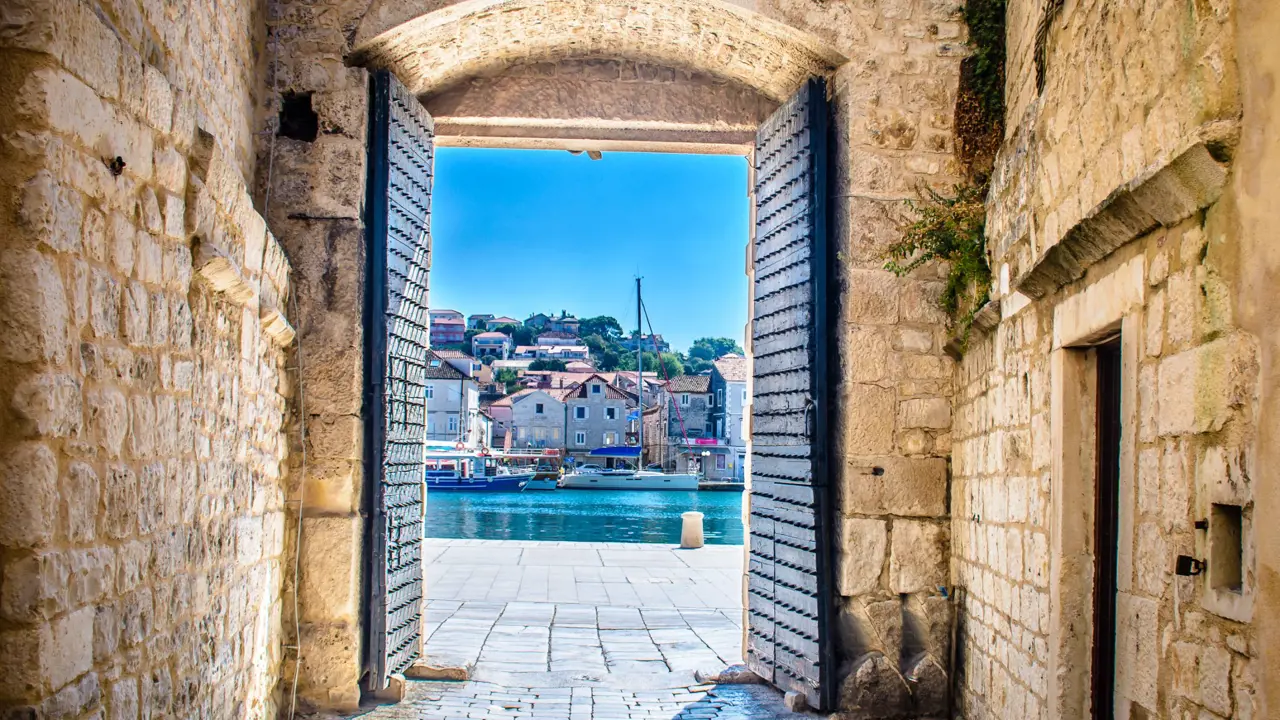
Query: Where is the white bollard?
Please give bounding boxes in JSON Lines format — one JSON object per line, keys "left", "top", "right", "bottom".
{"left": 680, "top": 511, "right": 705, "bottom": 549}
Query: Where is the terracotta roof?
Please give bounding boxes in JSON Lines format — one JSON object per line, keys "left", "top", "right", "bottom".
{"left": 560, "top": 374, "right": 636, "bottom": 401}
{"left": 666, "top": 375, "right": 710, "bottom": 393}
{"left": 537, "top": 330, "right": 577, "bottom": 340}
{"left": 474, "top": 332, "right": 508, "bottom": 339}
{"left": 424, "top": 350, "right": 466, "bottom": 379}
{"left": 490, "top": 389, "right": 536, "bottom": 407}
{"left": 713, "top": 354, "right": 750, "bottom": 383}
{"left": 433, "top": 348, "right": 473, "bottom": 359}
{"left": 565, "top": 361, "right": 595, "bottom": 371}
{"left": 490, "top": 316, "right": 520, "bottom": 325}
{"left": 433, "top": 317, "right": 465, "bottom": 326}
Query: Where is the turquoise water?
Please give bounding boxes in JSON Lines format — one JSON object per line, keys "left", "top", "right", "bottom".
{"left": 426, "top": 489, "right": 744, "bottom": 544}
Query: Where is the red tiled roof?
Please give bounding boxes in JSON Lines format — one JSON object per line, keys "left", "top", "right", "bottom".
{"left": 560, "top": 374, "right": 636, "bottom": 401}
{"left": 474, "top": 332, "right": 508, "bottom": 339}
{"left": 666, "top": 374, "right": 711, "bottom": 393}
{"left": 433, "top": 348, "right": 473, "bottom": 359}
{"left": 713, "top": 354, "right": 750, "bottom": 383}
{"left": 424, "top": 350, "right": 466, "bottom": 379}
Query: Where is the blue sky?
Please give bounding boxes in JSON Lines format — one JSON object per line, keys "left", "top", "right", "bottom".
{"left": 429, "top": 148, "right": 750, "bottom": 353}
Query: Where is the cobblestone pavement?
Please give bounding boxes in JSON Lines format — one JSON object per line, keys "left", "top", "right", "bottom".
{"left": 325, "top": 541, "right": 822, "bottom": 719}
{"left": 424, "top": 540, "right": 745, "bottom": 678}
{"left": 356, "top": 680, "right": 821, "bottom": 719}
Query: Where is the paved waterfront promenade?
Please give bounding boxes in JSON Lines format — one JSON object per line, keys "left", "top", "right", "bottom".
{"left": 338, "top": 540, "right": 818, "bottom": 719}
{"left": 423, "top": 539, "right": 745, "bottom": 676}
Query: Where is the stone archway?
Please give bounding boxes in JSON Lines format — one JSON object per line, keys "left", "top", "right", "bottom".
{"left": 264, "top": 0, "right": 963, "bottom": 711}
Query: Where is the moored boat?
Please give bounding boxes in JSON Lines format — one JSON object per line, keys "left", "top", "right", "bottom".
{"left": 560, "top": 468, "right": 699, "bottom": 490}
{"left": 424, "top": 451, "right": 535, "bottom": 492}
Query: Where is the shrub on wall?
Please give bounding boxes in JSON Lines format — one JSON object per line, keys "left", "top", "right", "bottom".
{"left": 955, "top": 0, "right": 1006, "bottom": 177}
{"left": 885, "top": 183, "right": 992, "bottom": 340}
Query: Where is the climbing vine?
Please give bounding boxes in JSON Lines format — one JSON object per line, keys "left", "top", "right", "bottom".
{"left": 884, "top": 183, "right": 992, "bottom": 337}
{"left": 954, "top": 0, "right": 1006, "bottom": 176}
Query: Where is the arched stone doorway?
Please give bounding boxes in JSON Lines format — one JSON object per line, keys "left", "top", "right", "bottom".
{"left": 265, "top": 0, "right": 961, "bottom": 713}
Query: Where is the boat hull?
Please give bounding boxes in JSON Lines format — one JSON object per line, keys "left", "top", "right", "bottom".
{"left": 426, "top": 474, "right": 532, "bottom": 492}
{"left": 520, "top": 478, "right": 560, "bottom": 491}
{"left": 560, "top": 472, "right": 700, "bottom": 490}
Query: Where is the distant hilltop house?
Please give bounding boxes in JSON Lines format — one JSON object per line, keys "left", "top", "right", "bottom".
{"left": 513, "top": 344, "right": 590, "bottom": 361}
{"left": 428, "top": 308, "right": 465, "bottom": 346}
{"left": 524, "top": 312, "right": 579, "bottom": 335}
{"left": 619, "top": 333, "right": 669, "bottom": 352}
{"left": 536, "top": 330, "right": 578, "bottom": 346}
{"left": 488, "top": 315, "right": 521, "bottom": 328}
{"left": 472, "top": 331, "right": 511, "bottom": 360}
{"left": 467, "top": 313, "right": 494, "bottom": 330}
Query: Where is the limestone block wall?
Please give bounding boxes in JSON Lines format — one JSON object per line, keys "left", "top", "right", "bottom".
{"left": 988, "top": 0, "right": 1239, "bottom": 287}
{"left": 954, "top": 1, "right": 1265, "bottom": 718}
{"left": 758, "top": 0, "right": 967, "bottom": 714}
{"left": 260, "top": 0, "right": 377, "bottom": 710}
{"left": 0, "top": 0, "right": 293, "bottom": 717}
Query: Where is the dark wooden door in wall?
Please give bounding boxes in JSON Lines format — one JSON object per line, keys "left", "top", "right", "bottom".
{"left": 363, "top": 70, "right": 434, "bottom": 690}
{"left": 746, "top": 77, "right": 836, "bottom": 711}
{"left": 1092, "top": 340, "right": 1123, "bottom": 719}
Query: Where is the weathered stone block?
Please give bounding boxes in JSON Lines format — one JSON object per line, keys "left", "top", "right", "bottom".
{"left": 11, "top": 373, "right": 82, "bottom": 438}
{"left": 296, "top": 622, "right": 362, "bottom": 711}
{"left": 842, "top": 270, "right": 901, "bottom": 324}
{"left": 898, "top": 397, "right": 950, "bottom": 429}
{"left": 0, "top": 248, "right": 69, "bottom": 366}
{"left": 1157, "top": 333, "right": 1258, "bottom": 436}
{"left": 838, "top": 384, "right": 896, "bottom": 456}
{"left": 889, "top": 520, "right": 948, "bottom": 594}
{"left": 841, "top": 457, "right": 948, "bottom": 517}
{"left": 836, "top": 652, "right": 912, "bottom": 719}
{"left": 0, "top": 442, "right": 58, "bottom": 548}
{"left": 299, "top": 516, "right": 362, "bottom": 624}
{"left": 837, "top": 518, "right": 887, "bottom": 596}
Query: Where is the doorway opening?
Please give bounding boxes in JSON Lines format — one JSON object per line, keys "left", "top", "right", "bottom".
{"left": 1092, "top": 339, "right": 1122, "bottom": 719}
{"left": 418, "top": 142, "right": 753, "bottom": 685}
{"left": 360, "top": 70, "right": 837, "bottom": 713}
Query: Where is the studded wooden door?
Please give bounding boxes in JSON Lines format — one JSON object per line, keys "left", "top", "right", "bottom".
{"left": 746, "top": 77, "right": 836, "bottom": 711}
{"left": 363, "top": 70, "right": 432, "bottom": 689}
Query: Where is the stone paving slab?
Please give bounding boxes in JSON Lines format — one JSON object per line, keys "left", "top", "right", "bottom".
{"left": 348, "top": 680, "right": 823, "bottom": 720}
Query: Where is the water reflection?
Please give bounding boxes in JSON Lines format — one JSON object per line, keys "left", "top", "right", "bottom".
{"left": 427, "top": 489, "right": 744, "bottom": 545}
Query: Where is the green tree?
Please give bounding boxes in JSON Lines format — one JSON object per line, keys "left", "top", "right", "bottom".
{"left": 581, "top": 333, "right": 607, "bottom": 353}
{"left": 492, "top": 323, "right": 534, "bottom": 347}
{"left": 597, "top": 348, "right": 620, "bottom": 371}
{"left": 528, "top": 358, "right": 567, "bottom": 371}
{"left": 689, "top": 337, "right": 744, "bottom": 361}
{"left": 579, "top": 315, "right": 623, "bottom": 341}
{"left": 495, "top": 368, "right": 520, "bottom": 394}
{"left": 481, "top": 354, "right": 497, "bottom": 366}
{"left": 616, "top": 351, "right": 684, "bottom": 376}
{"left": 463, "top": 328, "right": 483, "bottom": 348}
{"left": 684, "top": 356, "right": 714, "bottom": 375}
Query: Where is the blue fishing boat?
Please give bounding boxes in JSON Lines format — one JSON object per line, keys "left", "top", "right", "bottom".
{"left": 423, "top": 451, "right": 535, "bottom": 492}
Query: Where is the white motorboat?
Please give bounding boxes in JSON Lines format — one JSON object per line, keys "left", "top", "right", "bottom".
{"left": 561, "top": 463, "right": 699, "bottom": 490}
{"left": 520, "top": 477, "right": 561, "bottom": 491}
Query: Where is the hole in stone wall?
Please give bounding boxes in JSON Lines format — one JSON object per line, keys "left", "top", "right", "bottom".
{"left": 279, "top": 92, "right": 319, "bottom": 142}
{"left": 1209, "top": 503, "right": 1243, "bottom": 593}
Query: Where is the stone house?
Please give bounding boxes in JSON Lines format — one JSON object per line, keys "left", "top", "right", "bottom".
{"left": 1, "top": 0, "right": 1278, "bottom": 717}
{"left": 664, "top": 374, "right": 714, "bottom": 474}
{"left": 708, "top": 355, "right": 748, "bottom": 480}
{"left": 423, "top": 350, "right": 481, "bottom": 447}
{"left": 562, "top": 375, "right": 636, "bottom": 463}
{"left": 508, "top": 389, "right": 566, "bottom": 450}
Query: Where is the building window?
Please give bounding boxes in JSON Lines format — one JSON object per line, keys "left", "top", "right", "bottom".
{"left": 448, "top": 416, "right": 458, "bottom": 432}
{"left": 716, "top": 454, "right": 727, "bottom": 470}
{"left": 535, "top": 403, "right": 544, "bottom": 414}
{"left": 742, "top": 390, "right": 747, "bottom": 402}
{"left": 717, "top": 389, "right": 724, "bottom": 406}
{"left": 430, "top": 359, "right": 441, "bottom": 367}
{"left": 425, "top": 385, "right": 434, "bottom": 399}
{"left": 575, "top": 431, "right": 586, "bottom": 446}
{"left": 575, "top": 406, "right": 587, "bottom": 420}
{"left": 591, "top": 384, "right": 601, "bottom": 395}
{"left": 680, "top": 394, "right": 690, "bottom": 406}
{"left": 604, "top": 431, "right": 618, "bottom": 445}
{"left": 606, "top": 407, "right": 617, "bottom": 420}
{"left": 708, "top": 394, "right": 715, "bottom": 406}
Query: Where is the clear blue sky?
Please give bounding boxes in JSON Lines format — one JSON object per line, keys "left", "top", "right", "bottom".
{"left": 429, "top": 148, "right": 749, "bottom": 353}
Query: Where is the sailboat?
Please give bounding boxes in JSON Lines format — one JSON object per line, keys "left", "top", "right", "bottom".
{"left": 560, "top": 278, "right": 700, "bottom": 491}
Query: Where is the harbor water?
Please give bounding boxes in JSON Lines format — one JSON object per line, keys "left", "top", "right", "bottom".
{"left": 426, "top": 489, "right": 744, "bottom": 545}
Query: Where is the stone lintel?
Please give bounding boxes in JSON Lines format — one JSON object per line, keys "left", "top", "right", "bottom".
{"left": 1016, "top": 141, "right": 1229, "bottom": 299}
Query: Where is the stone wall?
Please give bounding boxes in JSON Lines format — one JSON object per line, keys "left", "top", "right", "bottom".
{"left": 954, "top": 0, "right": 1265, "bottom": 717}
{"left": 787, "top": 0, "right": 965, "bottom": 714}
{"left": 0, "top": 0, "right": 293, "bottom": 717}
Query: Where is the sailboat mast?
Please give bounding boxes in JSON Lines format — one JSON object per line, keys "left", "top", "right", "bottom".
{"left": 635, "top": 277, "right": 644, "bottom": 462}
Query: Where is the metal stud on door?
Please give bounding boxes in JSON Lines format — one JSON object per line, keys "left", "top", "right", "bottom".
{"left": 747, "top": 77, "right": 835, "bottom": 711}
{"left": 363, "top": 70, "right": 432, "bottom": 690}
